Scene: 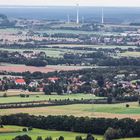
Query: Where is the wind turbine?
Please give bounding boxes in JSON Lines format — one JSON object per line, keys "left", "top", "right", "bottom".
{"left": 101, "top": 8, "right": 104, "bottom": 24}
{"left": 76, "top": 4, "right": 79, "bottom": 24}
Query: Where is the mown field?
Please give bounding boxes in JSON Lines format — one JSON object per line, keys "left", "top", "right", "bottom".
{"left": 0, "top": 102, "right": 140, "bottom": 119}
{"left": 0, "top": 94, "right": 101, "bottom": 103}
{"left": 0, "top": 125, "right": 103, "bottom": 140}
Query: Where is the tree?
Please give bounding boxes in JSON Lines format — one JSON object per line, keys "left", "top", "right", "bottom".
{"left": 126, "top": 104, "right": 130, "bottom": 108}
{"left": 107, "top": 97, "right": 112, "bottom": 104}
{"left": 3, "top": 93, "right": 7, "bottom": 97}
{"left": 43, "top": 85, "right": 51, "bottom": 95}
{"left": 75, "top": 136, "right": 83, "bottom": 140}
{"left": 13, "top": 135, "right": 32, "bottom": 140}
{"left": 36, "top": 136, "right": 43, "bottom": 140}
{"left": 22, "top": 128, "right": 28, "bottom": 132}
{"left": 28, "top": 126, "right": 33, "bottom": 131}
{"left": 45, "top": 136, "right": 52, "bottom": 140}
{"left": 58, "top": 136, "right": 64, "bottom": 140}
{"left": 104, "top": 127, "right": 121, "bottom": 140}
{"left": 96, "top": 75, "right": 104, "bottom": 88}
{"left": 138, "top": 98, "right": 140, "bottom": 105}
{"left": 56, "top": 86, "right": 63, "bottom": 95}
{"left": 0, "top": 116, "right": 2, "bottom": 128}
{"left": 86, "top": 134, "right": 94, "bottom": 140}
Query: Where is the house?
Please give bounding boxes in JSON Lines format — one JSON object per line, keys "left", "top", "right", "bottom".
{"left": 29, "top": 81, "right": 38, "bottom": 87}
{"left": 114, "top": 74, "right": 125, "bottom": 80}
{"left": 15, "top": 79, "right": 26, "bottom": 85}
{"left": 48, "top": 77, "right": 59, "bottom": 83}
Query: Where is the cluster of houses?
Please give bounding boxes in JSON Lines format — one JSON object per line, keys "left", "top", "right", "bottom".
{"left": 0, "top": 71, "right": 139, "bottom": 97}
{"left": 14, "top": 51, "right": 46, "bottom": 59}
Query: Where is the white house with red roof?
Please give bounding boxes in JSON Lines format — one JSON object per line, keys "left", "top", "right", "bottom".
{"left": 15, "top": 79, "right": 26, "bottom": 85}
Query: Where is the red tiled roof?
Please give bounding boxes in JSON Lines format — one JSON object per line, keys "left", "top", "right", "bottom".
{"left": 15, "top": 79, "right": 25, "bottom": 83}
{"left": 48, "top": 77, "right": 59, "bottom": 81}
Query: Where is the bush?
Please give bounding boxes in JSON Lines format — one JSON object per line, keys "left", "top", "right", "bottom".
{"left": 104, "top": 127, "right": 122, "bottom": 140}
{"left": 13, "top": 134, "right": 32, "bottom": 140}
{"left": 75, "top": 136, "right": 83, "bottom": 140}
{"left": 86, "top": 133, "right": 94, "bottom": 140}
{"left": 45, "top": 137, "right": 52, "bottom": 140}
{"left": 22, "top": 128, "right": 28, "bottom": 132}
{"left": 20, "top": 94, "right": 26, "bottom": 98}
{"left": 126, "top": 104, "right": 130, "bottom": 108}
{"left": 26, "top": 95, "right": 30, "bottom": 98}
{"left": 3, "top": 93, "right": 7, "bottom": 97}
{"left": 28, "top": 126, "right": 33, "bottom": 131}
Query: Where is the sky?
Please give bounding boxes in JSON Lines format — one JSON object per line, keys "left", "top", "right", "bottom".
{"left": 0, "top": 0, "right": 140, "bottom": 7}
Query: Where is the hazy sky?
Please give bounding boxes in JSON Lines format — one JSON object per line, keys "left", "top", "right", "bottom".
{"left": 0, "top": 0, "right": 140, "bottom": 7}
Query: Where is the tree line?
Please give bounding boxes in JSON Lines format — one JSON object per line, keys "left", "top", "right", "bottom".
{"left": 2, "top": 113, "right": 140, "bottom": 139}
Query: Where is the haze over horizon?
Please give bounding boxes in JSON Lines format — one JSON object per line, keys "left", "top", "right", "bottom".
{"left": 0, "top": 0, "right": 140, "bottom": 7}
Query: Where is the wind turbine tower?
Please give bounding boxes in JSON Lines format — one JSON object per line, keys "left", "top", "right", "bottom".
{"left": 76, "top": 4, "right": 79, "bottom": 24}
{"left": 101, "top": 8, "right": 104, "bottom": 24}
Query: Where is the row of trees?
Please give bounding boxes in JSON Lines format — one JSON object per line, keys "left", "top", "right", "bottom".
{"left": 2, "top": 113, "right": 140, "bottom": 139}
{"left": 2, "top": 46, "right": 140, "bottom": 66}
{"left": 13, "top": 134, "right": 95, "bottom": 140}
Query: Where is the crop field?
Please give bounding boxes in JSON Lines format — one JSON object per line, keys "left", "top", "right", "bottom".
{"left": 0, "top": 102, "right": 140, "bottom": 119}
{"left": 0, "top": 28, "right": 21, "bottom": 34}
{"left": 37, "top": 29, "right": 121, "bottom": 36}
{"left": 0, "top": 48, "right": 63, "bottom": 58}
{"left": 120, "top": 51, "right": 140, "bottom": 57}
{"left": 0, "top": 90, "right": 44, "bottom": 97}
{"left": 0, "top": 125, "right": 103, "bottom": 140}
{"left": 46, "top": 44, "right": 137, "bottom": 49}
{"left": 0, "top": 47, "right": 93, "bottom": 58}
{"left": 0, "top": 63, "right": 93, "bottom": 73}
{"left": 51, "top": 23, "right": 83, "bottom": 28}
{"left": 0, "top": 94, "right": 101, "bottom": 103}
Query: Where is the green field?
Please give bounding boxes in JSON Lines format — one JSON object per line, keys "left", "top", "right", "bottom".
{"left": 0, "top": 125, "right": 103, "bottom": 140}
{"left": 46, "top": 44, "right": 137, "bottom": 49}
{"left": 0, "top": 94, "right": 101, "bottom": 103}
{"left": 0, "top": 102, "right": 140, "bottom": 119}
{"left": 0, "top": 47, "right": 93, "bottom": 58}
{"left": 0, "top": 48, "right": 63, "bottom": 58}
{"left": 119, "top": 138, "right": 140, "bottom": 140}
{"left": 0, "top": 126, "right": 140, "bottom": 140}
{"left": 37, "top": 29, "right": 121, "bottom": 36}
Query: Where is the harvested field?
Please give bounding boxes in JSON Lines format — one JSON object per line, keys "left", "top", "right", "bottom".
{"left": 1, "top": 102, "right": 140, "bottom": 120}
{"left": 0, "top": 90, "right": 44, "bottom": 97}
{"left": 0, "top": 63, "right": 92, "bottom": 73}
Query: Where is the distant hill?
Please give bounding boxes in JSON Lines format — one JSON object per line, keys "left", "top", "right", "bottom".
{"left": 0, "top": 14, "right": 15, "bottom": 28}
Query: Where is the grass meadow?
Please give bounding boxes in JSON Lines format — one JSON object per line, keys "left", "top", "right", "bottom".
{"left": 0, "top": 125, "right": 103, "bottom": 140}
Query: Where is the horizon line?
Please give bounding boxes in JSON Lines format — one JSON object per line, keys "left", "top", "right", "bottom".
{"left": 0, "top": 5, "right": 140, "bottom": 8}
